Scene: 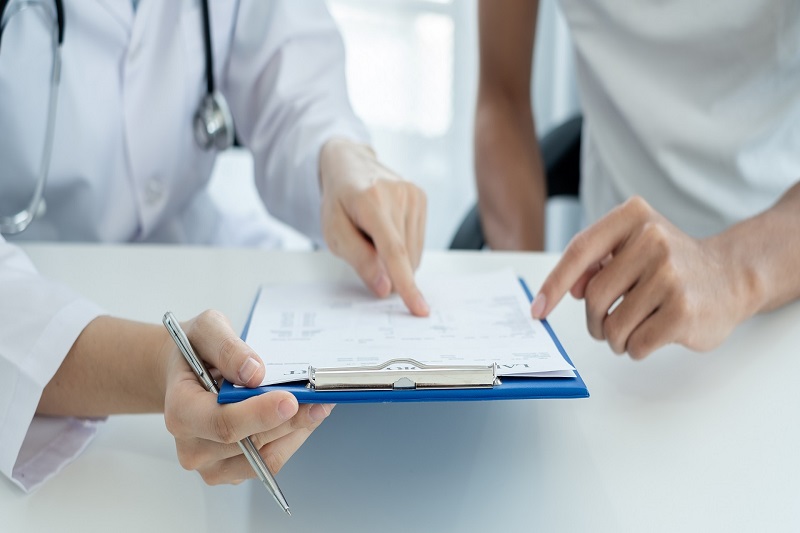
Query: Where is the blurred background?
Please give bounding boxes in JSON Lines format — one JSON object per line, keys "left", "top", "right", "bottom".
{"left": 209, "top": 0, "right": 581, "bottom": 250}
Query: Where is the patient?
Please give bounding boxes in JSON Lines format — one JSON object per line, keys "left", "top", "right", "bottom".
{"left": 474, "top": 0, "right": 800, "bottom": 359}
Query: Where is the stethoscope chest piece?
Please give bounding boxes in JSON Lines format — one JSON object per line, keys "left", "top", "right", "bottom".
{"left": 193, "top": 90, "right": 234, "bottom": 151}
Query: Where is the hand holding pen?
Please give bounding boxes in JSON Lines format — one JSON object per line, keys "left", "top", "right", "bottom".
{"left": 160, "top": 310, "right": 334, "bottom": 513}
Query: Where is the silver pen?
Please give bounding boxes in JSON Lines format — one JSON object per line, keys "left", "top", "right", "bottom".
{"left": 162, "top": 311, "right": 291, "bottom": 516}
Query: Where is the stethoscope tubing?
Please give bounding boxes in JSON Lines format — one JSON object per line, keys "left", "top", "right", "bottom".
{"left": 0, "top": 0, "right": 231, "bottom": 235}
{"left": 0, "top": 0, "right": 62, "bottom": 234}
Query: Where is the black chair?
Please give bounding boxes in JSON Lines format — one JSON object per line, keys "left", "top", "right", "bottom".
{"left": 449, "top": 115, "right": 583, "bottom": 250}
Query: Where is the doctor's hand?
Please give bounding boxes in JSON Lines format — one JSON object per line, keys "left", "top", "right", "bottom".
{"left": 162, "top": 310, "right": 333, "bottom": 485}
{"left": 530, "top": 197, "right": 758, "bottom": 360}
{"left": 320, "top": 137, "right": 429, "bottom": 317}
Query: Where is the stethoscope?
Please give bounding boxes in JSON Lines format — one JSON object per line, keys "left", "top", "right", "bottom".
{"left": 0, "top": 0, "right": 234, "bottom": 235}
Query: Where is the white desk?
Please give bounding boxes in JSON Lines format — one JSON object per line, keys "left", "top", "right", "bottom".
{"left": 2, "top": 244, "right": 799, "bottom": 532}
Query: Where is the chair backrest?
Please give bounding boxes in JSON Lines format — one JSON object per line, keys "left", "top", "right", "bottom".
{"left": 449, "top": 115, "right": 583, "bottom": 250}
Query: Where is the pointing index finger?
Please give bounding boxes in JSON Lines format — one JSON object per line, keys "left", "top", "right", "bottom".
{"left": 379, "top": 238, "right": 429, "bottom": 317}
{"left": 361, "top": 209, "right": 429, "bottom": 317}
{"left": 532, "top": 202, "right": 642, "bottom": 319}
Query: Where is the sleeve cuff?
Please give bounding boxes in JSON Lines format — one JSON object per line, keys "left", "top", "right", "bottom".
{"left": 10, "top": 416, "right": 105, "bottom": 493}
{"left": 0, "top": 297, "right": 105, "bottom": 491}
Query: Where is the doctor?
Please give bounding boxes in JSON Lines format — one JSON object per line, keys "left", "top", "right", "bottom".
{"left": 0, "top": 1, "right": 428, "bottom": 491}
{"left": 476, "top": 0, "right": 800, "bottom": 359}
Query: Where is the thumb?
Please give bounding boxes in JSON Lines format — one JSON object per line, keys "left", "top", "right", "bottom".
{"left": 186, "top": 310, "right": 266, "bottom": 388}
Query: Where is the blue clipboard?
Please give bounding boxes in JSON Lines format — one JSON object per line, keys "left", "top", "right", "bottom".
{"left": 218, "top": 279, "right": 589, "bottom": 404}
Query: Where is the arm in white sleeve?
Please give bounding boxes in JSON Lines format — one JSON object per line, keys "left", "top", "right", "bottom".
{"left": 0, "top": 239, "right": 104, "bottom": 492}
{"left": 222, "top": 0, "right": 370, "bottom": 242}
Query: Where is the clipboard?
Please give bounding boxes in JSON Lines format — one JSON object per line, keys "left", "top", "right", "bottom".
{"left": 218, "top": 279, "right": 589, "bottom": 404}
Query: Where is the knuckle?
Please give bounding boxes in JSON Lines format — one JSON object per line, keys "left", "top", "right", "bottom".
{"left": 197, "top": 309, "right": 227, "bottom": 331}
{"left": 566, "top": 231, "right": 591, "bottom": 261}
{"left": 199, "top": 468, "right": 224, "bottom": 486}
{"left": 384, "top": 238, "right": 409, "bottom": 261}
{"left": 587, "top": 324, "right": 604, "bottom": 342}
{"left": 670, "top": 290, "right": 693, "bottom": 320}
{"left": 291, "top": 405, "right": 315, "bottom": 430}
{"left": 175, "top": 442, "right": 203, "bottom": 470}
{"left": 248, "top": 432, "right": 267, "bottom": 450}
{"left": 350, "top": 244, "right": 377, "bottom": 269}
{"left": 217, "top": 335, "right": 241, "bottom": 372}
{"left": 586, "top": 300, "right": 605, "bottom": 327}
{"left": 623, "top": 195, "right": 652, "bottom": 220}
{"left": 164, "top": 400, "right": 183, "bottom": 437}
{"left": 287, "top": 412, "right": 306, "bottom": 432}
{"left": 627, "top": 348, "right": 644, "bottom": 360}
{"left": 163, "top": 408, "right": 182, "bottom": 438}
{"left": 175, "top": 447, "right": 200, "bottom": 471}
{"left": 587, "top": 327, "right": 603, "bottom": 342}
{"left": 584, "top": 308, "right": 604, "bottom": 341}
{"left": 211, "top": 411, "right": 237, "bottom": 444}
{"left": 627, "top": 341, "right": 646, "bottom": 360}
{"left": 263, "top": 448, "right": 290, "bottom": 476}
{"left": 163, "top": 391, "right": 191, "bottom": 439}
{"left": 602, "top": 317, "right": 624, "bottom": 354}
{"left": 364, "top": 184, "right": 385, "bottom": 204}
{"left": 583, "top": 286, "right": 607, "bottom": 330}
{"left": 627, "top": 333, "right": 652, "bottom": 360}
{"left": 256, "top": 402, "right": 282, "bottom": 432}
{"left": 642, "top": 222, "right": 671, "bottom": 257}
{"left": 354, "top": 204, "right": 385, "bottom": 235}
{"left": 583, "top": 276, "right": 601, "bottom": 305}
{"left": 657, "top": 257, "right": 682, "bottom": 290}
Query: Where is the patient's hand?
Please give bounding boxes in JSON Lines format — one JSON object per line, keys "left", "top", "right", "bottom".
{"left": 531, "top": 197, "right": 755, "bottom": 360}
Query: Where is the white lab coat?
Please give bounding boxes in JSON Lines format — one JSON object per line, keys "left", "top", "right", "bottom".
{"left": 0, "top": 0, "right": 368, "bottom": 491}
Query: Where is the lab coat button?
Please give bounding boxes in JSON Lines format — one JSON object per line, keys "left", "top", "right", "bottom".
{"left": 145, "top": 179, "right": 164, "bottom": 204}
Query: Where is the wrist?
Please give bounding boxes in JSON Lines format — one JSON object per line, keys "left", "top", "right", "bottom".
{"left": 705, "top": 228, "right": 768, "bottom": 322}
{"left": 319, "top": 137, "right": 377, "bottom": 191}
{"left": 321, "top": 136, "right": 375, "bottom": 158}
{"left": 485, "top": 224, "right": 544, "bottom": 251}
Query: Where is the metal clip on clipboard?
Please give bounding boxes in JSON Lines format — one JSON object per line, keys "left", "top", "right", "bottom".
{"left": 308, "top": 358, "right": 499, "bottom": 392}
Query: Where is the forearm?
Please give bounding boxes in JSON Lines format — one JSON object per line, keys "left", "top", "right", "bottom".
{"left": 37, "top": 316, "right": 170, "bottom": 417}
{"left": 707, "top": 181, "right": 800, "bottom": 318}
{"left": 475, "top": 0, "right": 544, "bottom": 251}
{"left": 475, "top": 95, "right": 546, "bottom": 250}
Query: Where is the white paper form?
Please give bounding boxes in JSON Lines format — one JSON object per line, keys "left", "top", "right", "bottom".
{"left": 245, "top": 268, "right": 575, "bottom": 386}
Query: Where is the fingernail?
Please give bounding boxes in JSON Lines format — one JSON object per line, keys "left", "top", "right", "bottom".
{"left": 374, "top": 274, "right": 391, "bottom": 296}
{"left": 309, "top": 404, "right": 329, "bottom": 423}
{"left": 531, "top": 294, "right": 547, "bottom": 319}
{"left": 237, "top": 357, "right": 261, "bottom": 385}
{"left": 277, "top": 399, "right": 297, "bottom": 421}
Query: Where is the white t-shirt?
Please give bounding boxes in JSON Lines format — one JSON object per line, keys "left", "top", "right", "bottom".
{"left": 559, "top": 0, "right": 800, "bottom": 237}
